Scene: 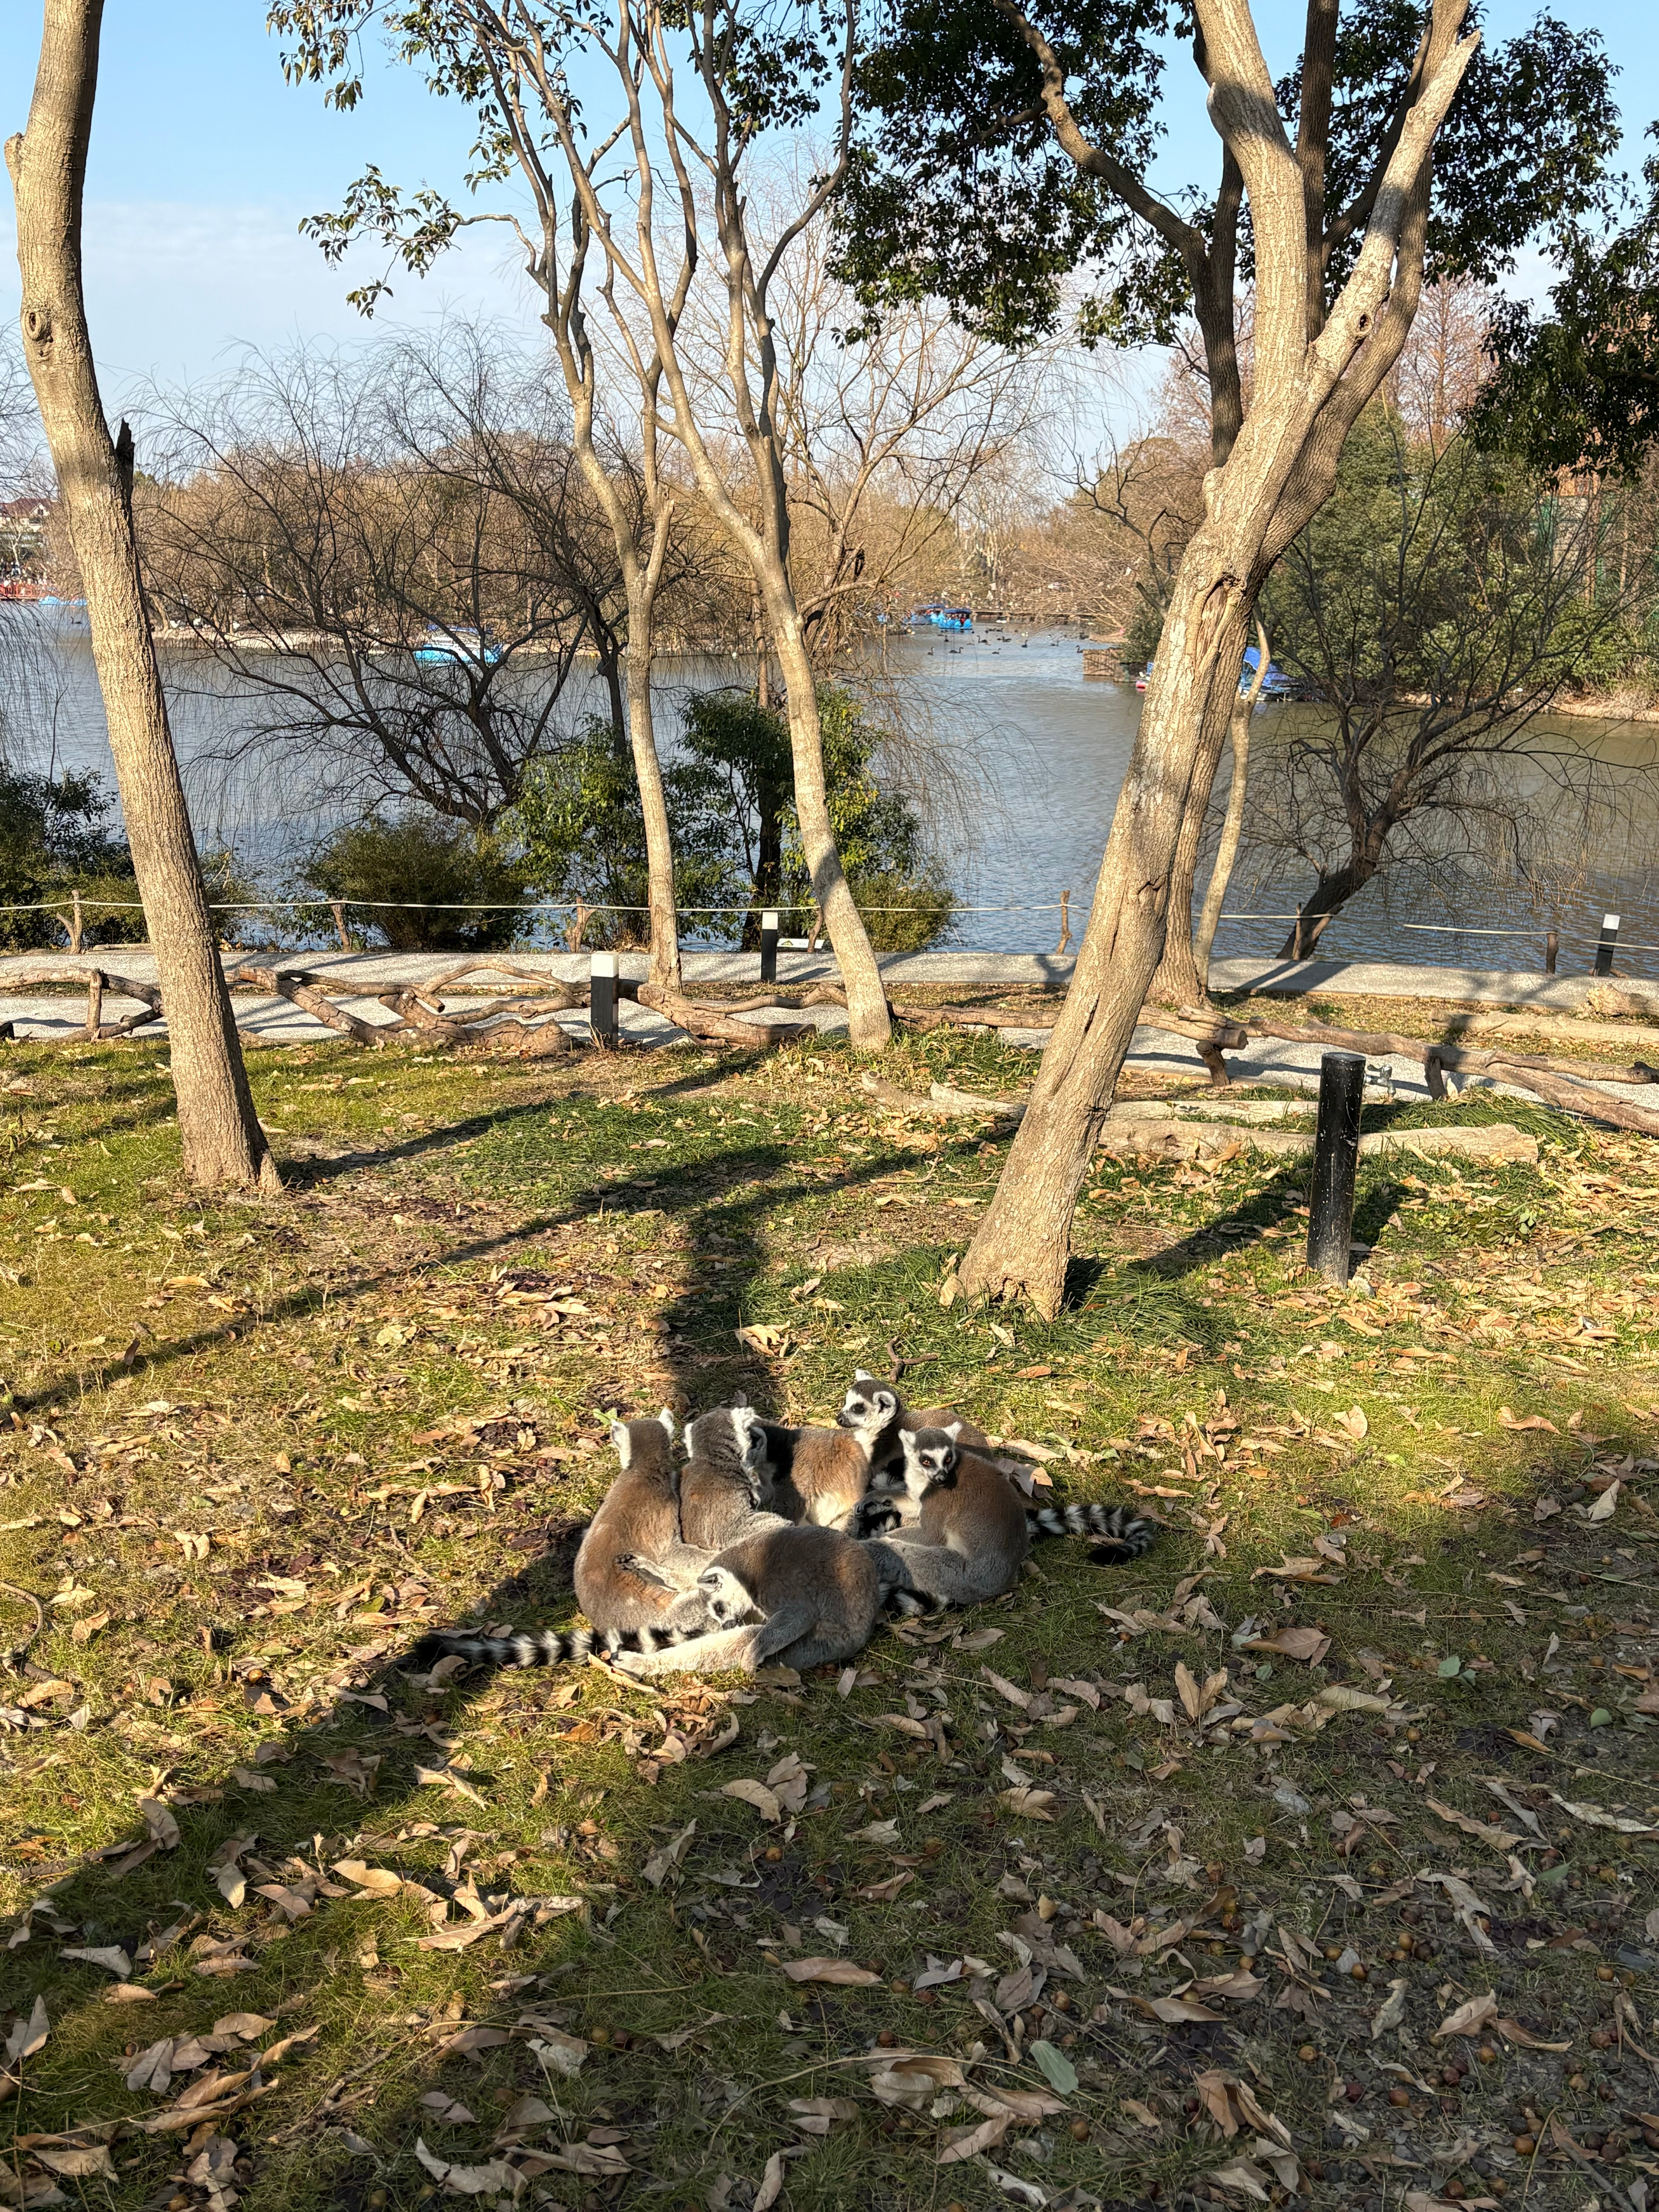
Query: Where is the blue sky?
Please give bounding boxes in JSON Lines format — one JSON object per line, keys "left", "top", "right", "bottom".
{"left": 0, "top": 0, "right": 1655, "bottom": 410}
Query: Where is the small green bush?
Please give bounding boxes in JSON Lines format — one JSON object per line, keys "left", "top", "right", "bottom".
{"left": 298, "top": 812, "right": 528, "bottom": 951}
{"left": 0, "top": 767, "right": 143, "bottom": 951}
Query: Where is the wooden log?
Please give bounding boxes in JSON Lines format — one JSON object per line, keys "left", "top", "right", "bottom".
{"left": 227, "top": 964, "right": 387, "bottom": 1048}
{"left": 1479, "top": 1058, "right": 1659, "bottom": 1139}
{"left": 858, "top": 1071, "right": 1023, "bottom": 1119}
{"left": 422, "top": 957, "right": 584, "bottom": 1008}
{"left": 1243, "top": 1014, "right": 1653, "bottom": 1087}
{"left": 84, "top": 970, "right": 102, "bottom": 1041}
{"left": 94, "top": 971, "right": 163, "bottom": 1035}
{"left": 637, "top": 984, "right": 811, "bottom": 1048}
{"left": 376, "top": 989, "right": 472, "bottom": 1044}
{"left": 892, "top": 1000, "right": 1043, "bottom": 1035}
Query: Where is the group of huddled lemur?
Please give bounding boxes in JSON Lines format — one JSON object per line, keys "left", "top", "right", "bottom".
{"left": 413, "top": 1374, "right": 1156, "bottom": 1683}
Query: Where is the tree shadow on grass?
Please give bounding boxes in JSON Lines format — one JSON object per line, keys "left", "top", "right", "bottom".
{"left": 0, "top": 1060, "right": 1040, "bottom": 2210}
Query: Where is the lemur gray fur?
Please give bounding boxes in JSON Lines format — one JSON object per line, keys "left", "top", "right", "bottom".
{"left": 675, "top": 1406, "right": 792, "bottom": 1553}
{"left": 839, "top": 1369, "right": 989, "bottom": 1480}
{"left": 861, "top": 1425, "right": 1034, "bottom": 1607}
{"left": 865, "top": 1426, "right": 1156, "bottom": 1608}
{"left": 852, "top": 1384, "right": 1156, "bottom": 1558}
{"left": 613, "top": 1522, "right": 890, "bottom": 1680}
{"left": 757, "top": 1390, "right": 891, "bottom": 1532}
{"left": 572, "top": 1410, "right": 716, "bottom": 1634}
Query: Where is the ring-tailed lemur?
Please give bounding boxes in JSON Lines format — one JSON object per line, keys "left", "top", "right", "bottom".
{"left": 676, "top": 1406, "right": 792, "bottom": 1552}
{"left": 572, "top": 1411, "right": 718, "bottom": 1635}
{"left": 838, "top": 1370, "right": 989, "bottom": 1480}
{"left": 756, "top": 1391, "right": 892, "bottom": 1533}
{"left": 612, "top": 1522, "right": 891, "bottom": 1680}
{"left": 862, "top": 1426, "right": 1156, "bottom": 1608}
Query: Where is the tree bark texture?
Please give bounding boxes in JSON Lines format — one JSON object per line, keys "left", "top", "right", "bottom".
{"left": 1144, "top": 670, "right": 1238, "bottom": 1010}
{"left": 1194, "top": 620, "right": 1269, "bottom": 983}
{"left": 768, "top": 611, "right": 892, "bottom": 1046}
{"left": 7, "top": 0, "right": 276, "bottom": 1192}
{"left": 957, "top": 0, "right": 1476, "bottom": 1314}
{"left": 623, "top": 587, "right": 683, "bottom": 994}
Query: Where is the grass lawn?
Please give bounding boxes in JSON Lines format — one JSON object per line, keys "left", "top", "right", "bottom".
{"left": 0, "top": 1019, "right": 1655, "bottom": 2212}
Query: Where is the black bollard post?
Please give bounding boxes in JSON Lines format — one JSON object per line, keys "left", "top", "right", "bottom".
{"left": 1594, "top": 913, "right": 1621, "bottom": 977}
{"left": 1307, "top": 1050, "right": 1365, "bottom": 1285}
{"left": 759, "top": 908, "right": 780, "bottom": 988}
{"left": 1545, "top": 929, "right": 1559, "bottom": 976}
{"left": 589, "top": 950, "right": 618, "bottom": 1046}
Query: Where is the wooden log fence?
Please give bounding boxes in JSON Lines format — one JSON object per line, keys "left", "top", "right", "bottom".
{"left": 0, "top": 958, "right": 815, "bottom": 1056}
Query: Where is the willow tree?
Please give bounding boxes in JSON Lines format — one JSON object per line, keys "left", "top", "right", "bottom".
{"left": 843, "top": 0, "right": 1615, "bottom": 1312}
{"left": 9, "top": 0, "right": 278, "bottom": 1191}
{"left": 271, "top": 0, "right": 895, "bottom": 1044}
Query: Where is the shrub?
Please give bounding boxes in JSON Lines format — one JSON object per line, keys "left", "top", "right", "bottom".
{"left": 0, "top": 767, "right": 143, "bottom": 951}
{"left": 298, "top": 812, "right": 528, "bottom": 951}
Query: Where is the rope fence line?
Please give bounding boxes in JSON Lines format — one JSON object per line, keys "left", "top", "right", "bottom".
{"left": 0, "top": 895, "right": 1647, "bottom": 930}
{"left": 3, "top": 895, "right": 1656, "bottom": 957}
{"left": 0, "top": 896, "right": 1064, "bottom": 917}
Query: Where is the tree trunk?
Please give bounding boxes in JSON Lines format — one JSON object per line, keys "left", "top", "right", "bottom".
{"left": 7, "top": 0, "right": 276, "bottom": 1193}
{"left": 1194, "top": 620, "right": 1270, "bottom": 984}
{"left": 771, "top": 613, "right": 891, "bottom": 1049}
{"left": 623, "top": 589, "right": 682, "bottom": 995}
{"left": 956, "top": 529, "right": 1257, "bottom": 1314}
{"left": 1144, "top": 672, "right": 1236, "bottom": 1009}
{"left": 1277, "top": 855, "right": 1379, "bottom": 957}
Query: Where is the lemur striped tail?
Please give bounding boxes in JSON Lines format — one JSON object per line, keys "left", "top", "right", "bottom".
{"left": 1027, "top": 1502, "right": 1157, "bottom": 1558}
{"left": 405, "top": 1620, "right": 705, "bottom": 1673}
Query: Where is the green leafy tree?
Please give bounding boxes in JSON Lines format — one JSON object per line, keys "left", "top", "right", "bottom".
{"left": 1247, "top": 410, "right": 1650, "bottom": 950}
{"left": 1478, "top": 127, "right": 1659, "bottom": 479}
{"left": 510, "top": 721, "right": 737, "bottom": 947}
{"left": 832, "top": 0, "right": 1620, "bottom": 1312}
{"left": 0, "top": 766, "right": 143, "bottom": 951}
{"left": 510, "top": 688, "right": 955, "bottom": 951}
{"left": 298, "top": 811, "right": 527, "bottom": 951}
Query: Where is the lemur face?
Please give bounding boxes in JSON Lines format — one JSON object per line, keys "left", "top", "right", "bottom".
{"left": 696, "top": 1565, "right": 751, "bottom": 1626}
{"left": 838, "top": 1372, "right": 899, "bottom": 1434}
{"left": 898, "top": 1427, "right": 958, "bottom": 1499}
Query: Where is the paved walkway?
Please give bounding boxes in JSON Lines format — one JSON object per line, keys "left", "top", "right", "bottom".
{"left": 0, "top": 946, "right": 1649, "bottom": 1114}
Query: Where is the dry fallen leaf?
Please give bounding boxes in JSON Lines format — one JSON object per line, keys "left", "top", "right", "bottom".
{"left": 1432, "top": 1990, "right": 1498, "bottom": 2042}
{"left": 939, "top": 2114, "right": 1012, "bottom": 2163}
{"left": 752, "top": 2150, "right": 789, "bottom": 2211}
{"left": 998, "top": 1786, "right": 1058, "bottom": 1821}
{"left": 1494, "top": 2017, "right": 1571, "bottom": 2051}
{"left": 332, "top": 1860, "right": 403, "bottom": 1896}
{"left": 642, "top": 1819, "right": 697, "bottom": 1889}
{"left": 721, "top": 1778, "right": 783, "bottom": 1823}
{"left": 136, "top": 1798, "right": 180, "bottom": 1851}
{"left": 1425, "top": 1799, "right": 1522, "bottom": 1851}
{"left": 1244, "top": 1626, "right": 1331, "bottom": 1665}
{"left": 59, "top": 1945, "right": 132, "bottom": 1979}
{"left": 779, "top": 1957, "right": 881, "bottom": 1987}
{"left": 786, "top": 2096, "right": 858, "bottom": 2133}
{"left": 1499, "top": 1408, "right": 1558, "bottom": 1434}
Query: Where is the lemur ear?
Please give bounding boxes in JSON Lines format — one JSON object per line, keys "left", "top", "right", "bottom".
{"left": 683, "top": 1419, "right": 697, "bottom": 1451}
{"left": 853, "top": 1368, "right": 874, "bottom": 1382}
{"left": 732, "top": 1390, "right": 749, "bottom": 1408}
{"left": 658, "top": 1407, "right": 675, "bottom": 1440}
{"left": 610, "top": 1420, "right": 632, "bottom": 1467}
{"left": 945, "top": 1420, "right": 963, "bottom": 1439}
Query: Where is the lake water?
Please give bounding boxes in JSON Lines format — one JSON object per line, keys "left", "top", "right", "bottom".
{"left": 9, "top": 609, "right": 1659, "bottom": 979}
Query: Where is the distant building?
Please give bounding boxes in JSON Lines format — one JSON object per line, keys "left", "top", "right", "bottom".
{"left": 0, "top": 497, "right": 52, "bottom": 566}
{"left": 0, "top": 498, "right": 54, "bottom": 597}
